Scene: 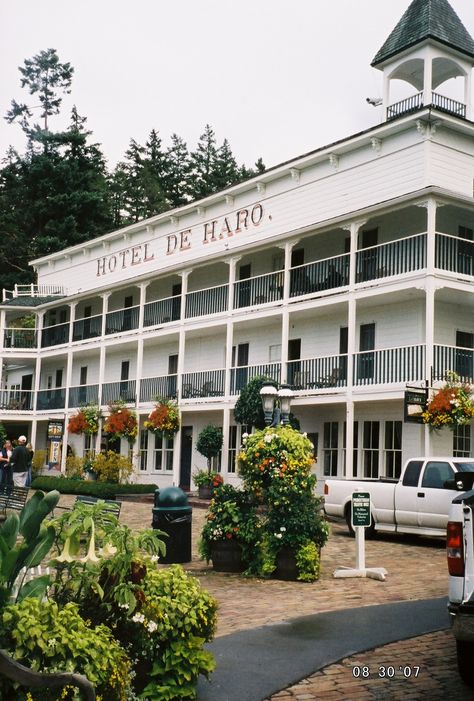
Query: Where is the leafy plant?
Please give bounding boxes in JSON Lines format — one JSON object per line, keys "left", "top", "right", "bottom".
{"left": 67, "top": 404, "right": 102, "bottom": 435}
{"left": 0, "top": 598, "right": 132, "bottom": 701}
{"left": 422, "top": 372, "right": 474, "bottom": 430}
{"left": 196, "top": 425, "right": 223, "bottom": 473}
{"left": 192, "top": 470, "right": 223, "bottom": 488}
{"left": 31, "top": 475, "right": 157, "bottom": 497}
{"left": 31, "top": 448, "right": 46, "bottom": 478}
{"left": 103, "top": 400, "right": 138, "bottom": 445}
{"left": 144, "top": 399, "right": 180, "bottom": 438}
{"left": 233, "top": 375, "right": 272, "bottom": 429}
{"left": 90, "top": 450, "right": 133, "bottom": 484}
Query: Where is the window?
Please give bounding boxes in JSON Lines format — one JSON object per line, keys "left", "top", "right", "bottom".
{"left": 385, "top": 421, "right": 402, "bottom": 478}
{"left": 422, "top": 461, "right": 454, "bottom": 489}
{"left": 153, "top": 434, "right": 174, "bottom": 472}
{"left": 323, "top": 422, "right": 338, "bottom": 476}
{"left": 454, "top": 425, "right": 471, "bottom": 458}
{"left": 80, "top": 366, "right": 88, "bottom": 385}
{"left": 139, "top": 430, "right": 148, "bottom": 471}
{"left": 363, "top": 421, "right": 379, "bottom": 478}
{"left": 228, "top": 425, "right": 238, "bottom": 473}
{"left": 402, "top": 460, "right": 423, "bottom": 487}
{"left": 84, "top": 433, "right": 94, "bottom": 458}
{"left": 269, "top": 344, "right": 281, "bottom": 362}
{"left": 55, "top": 369, "right": 63, "bottom": 388}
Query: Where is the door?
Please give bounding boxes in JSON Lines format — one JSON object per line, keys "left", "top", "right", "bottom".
{"left": 458, "top": 226, "right": 473, "bottom": 275}
{"left": 358, "top": 228, "right": 378, "bottom": 281}
{"left": 395, "top": 459, "right": 424, "bottom": 528}
{"left": 456, "top": 331, "right": 474, "bottom": 382}
{"left": 83, "top": 305, "right": 92, "bottom": 339}
{"left": 233, "top": 343, "right": 249, "bottom": 392}
{"left": 123, "top": 295, "right": 133, "bottom": 331}
{"left": 238, "top": 264, "right": 252, "bottom": 308}
{"left": 21, "top": 374, "right": 33, "bottom": 410}
{"left": 171, "top": 283, "right": 182, "bottom": 321}
{"left": 290, "top": 248, "right": 306, "bottom": 295}
{"left": 120, "top": 360, "right": 130, "bottom": 399}
{"left": 288, "top": 338, "right": 301, "bottom": 386}
{"left": 180, "top": 426, "right": 193, "bottom": 490}
{"left": 417, "top": 460, "right": 457, "bottom": 532}
{"left": 358, "top": 323, "right": 375, "bottom": 381}
{"left": 339, "top": 327, "right": 348, "bottom": 383}
{"left": 79, "top": 366, "right": 88, "bottom": 404}
{"left": 168, "top": 354, "right": 178, "bottom": 397}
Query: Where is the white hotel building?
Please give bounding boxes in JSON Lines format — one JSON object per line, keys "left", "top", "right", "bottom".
{"left": 1, "top": 0, "right": 473, "bottom": 490}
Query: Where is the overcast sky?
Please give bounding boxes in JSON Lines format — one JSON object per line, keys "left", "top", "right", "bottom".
{"left": 2, "top": 0, "right": 474, "bottom": 171}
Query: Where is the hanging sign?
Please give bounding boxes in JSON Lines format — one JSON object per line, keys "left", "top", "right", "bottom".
{"left": 404, "top": 388, "right": 428, "bottom": 424}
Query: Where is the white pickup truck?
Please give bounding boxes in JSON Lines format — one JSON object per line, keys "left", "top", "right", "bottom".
{"left": 324, "top": 457, "right": 474, "bottom": 537}
{"left": 447, "top": 477, "right": 474, "bottom": 686}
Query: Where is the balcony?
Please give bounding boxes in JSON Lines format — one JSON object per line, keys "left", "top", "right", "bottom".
{"left": 140, "top": 375, "right": 178, "bottom": 402}
{"left": 41, "top": 323, "right": 69, "bottom": 348}
{"left": 288, "top": 355, "right": 347, "bottom": 390}
{"left": 102, "top": 380, "right": 136, "bottom": 404}
{"left": 181, "top": 369, "right": 225, "bottom": 398}
{"left": 185, "top": 284, "right": 228, "bottom": 318}
{"left": 230, "top": 362, "right": 281, "bottom": 394}
{"left": 387, "top": 91, "right": 466, "bottom": 121}
{"left": 144, "top": 296, "right": 181, "bottom": 327}
{"left": 290, "top": 254, "right": 349, "bottom": 297}
{"left": 72, "top": 315, "right": 102, "bottom": 342}
{"left": 435, "top": 233, "right": 473, "bottom": 276}
{"left": 37, "top": 387, "right": 66, "bottom": 410}
{"left": 3, "top": 328, "right": 37, "bottom": 349}
{"left": 233, "top": 271, "right": 284, "bottom": 309}
{"left": 355, "top": 233, "right": 426, "bottom": 282}
{"left": 432, "top": 92, "right": 466, "bottom": 118}
{"left": 353, "top": 345, "right": 425, "bottom": 386}
{"left": 433, "top": 345, "right": 473, "bottom": 384}
{"left": 0, "top": 389, "right": 34, "bottom": 411}
{"left": 68, "top": 384, "right": 100, "bottom": 407}
{"left": 105, "top": 306, "right": 140, "bottom": 335}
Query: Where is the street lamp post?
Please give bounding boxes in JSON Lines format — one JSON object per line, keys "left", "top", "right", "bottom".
{"left": 260, "top": 383, "right": 294, "bottom": 426}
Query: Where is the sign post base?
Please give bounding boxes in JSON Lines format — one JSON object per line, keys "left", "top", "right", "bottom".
{"left": 333, "top": 566, "right": 387, "bottom": 581}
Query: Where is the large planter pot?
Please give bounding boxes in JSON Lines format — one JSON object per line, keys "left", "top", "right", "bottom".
{"left": 274, "top": 546, "right": 299, "bottom": 581}
{"left": 210, "top": 540, "right": 245, "bottom": 572}
{"left": 198, "top": 485, "right": 213, "bottom": 499}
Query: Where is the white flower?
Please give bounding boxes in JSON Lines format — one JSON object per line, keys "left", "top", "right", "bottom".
{"left": 119, "top": 603, "right": 129, "bottom": 610}
{"left": 275, "top": 533, "right": 283, "bottom": 539}
{"left": 150, "top": 555, "right": 159, "bottom": 562}
{"left": 264, "top": 434, "right": 273, "bottom": 443}
{"left": 242, "top": 432, "right": 249, "bottom": 439}
{"left": 132, "top": 613, "right": 145, "bottom": 624}
{"left": 280, "top": 526, "right": 286, "bottom": 532}
{"left": 48, "top": 638, "right": 57, "bottom": 647}
{"left": 147, "top": 621, "right": 158, "bottom": 633}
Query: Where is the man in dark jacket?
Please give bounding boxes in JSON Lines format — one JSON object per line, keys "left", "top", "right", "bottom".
{"left": 9, "top": 435, "right": 30, "bottom": 487}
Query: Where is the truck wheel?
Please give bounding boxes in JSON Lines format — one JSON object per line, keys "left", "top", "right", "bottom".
{"left": 344, "top": 504, "right": 376, "bottom": 539}
{"left": 457, "top": 640, "right": 474, "bottom": 686}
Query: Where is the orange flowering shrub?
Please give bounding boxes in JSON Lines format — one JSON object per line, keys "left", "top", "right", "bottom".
{"left": 68, "top": 405, "right": 101, "bottom": 435}
{"left": 103, "top": 401, "right": 138, "bottom": 445}
{"left": 144, "top": 400, "right": 180, "bottom": 438}
{"left": 422, "top": 373, "right": 474, "bottom": 430}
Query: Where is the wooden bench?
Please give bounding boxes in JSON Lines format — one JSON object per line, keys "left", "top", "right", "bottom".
{"left": 0, "top": 486, "right": 29, "bottom": 521}
{"left": 54, "top": 495, "right": 121, "bottom": 526}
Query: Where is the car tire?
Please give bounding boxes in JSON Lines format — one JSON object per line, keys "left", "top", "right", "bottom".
{"left": 457, "top": 639, "right": 474, "bottom": 686}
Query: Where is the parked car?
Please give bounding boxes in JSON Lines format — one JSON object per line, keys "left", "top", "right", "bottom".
{"left": 324, "top": 457, "right": 474, "bottom": 537}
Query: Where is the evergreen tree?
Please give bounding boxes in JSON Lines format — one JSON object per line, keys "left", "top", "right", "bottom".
{"left": 141, "top": 129, "right": 169, "bottom": 217}
{"left": 189, "top": 124, "right": 219, "bottom": 200}
{"left": 213, "top": 139, "right": 240, "bottom": 192}
{"left": 165, "top": 133, "right": 191, "bottom": 208}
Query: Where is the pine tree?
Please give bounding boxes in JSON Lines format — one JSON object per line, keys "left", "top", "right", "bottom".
{"left": 213, "top": 138, "right": 239, "bottom": 191}
{"left": 189, "top": 124, "right": 219, "bottom": 200}
{"left": 166, "top": 133, "right": 191, "bottom": 208}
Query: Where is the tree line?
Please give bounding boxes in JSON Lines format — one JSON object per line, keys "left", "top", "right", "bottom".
{"left": 0, "top": 49, "right": 265, "bottom": 291}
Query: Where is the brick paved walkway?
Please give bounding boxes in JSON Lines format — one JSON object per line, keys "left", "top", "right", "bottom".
{"left": 57, "top": 493, "right": 471, "bottom": 698}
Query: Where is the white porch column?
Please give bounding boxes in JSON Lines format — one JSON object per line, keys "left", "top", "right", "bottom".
{"left": 465, "top": 69, "right": 472, "bottom": 121}
{"left": 345, "top": 297, "right": 356, "bottom": 477}
{"left": 101, "top": 292, "right": 110, "bottom": 337}
{"left": 68, "top": 301, "right": 76, "bottom": 345}
{"left": 281, "top": 310, "right": 289, "bottom": 384}
{"left": 221, "top": 406, "right": 230, "bottom": 474}
{"left": 424, "top": 278, "right": 436, "bottom": 457}
{"left": 136, "top": 282, "right": 148, "bottom": 408}
{"left": 33, "top": 312, "right": 44, "bottom": 412}
{"left": 348, "top": 220, "right": 367, "bottom": 290}
{"left": 345, "top": 400, "right": 355, "bottom": 479}
{"left": 179, "top": 270, "right": 190, "bottom": 322}
{"left": 423, "top": 50, "right": 433, "bottom": 106}
{"left": 282, "top": 240, "right": 297, "bottom": 301}
{"left": 226, "top": 256, "right": 241, "bottom": 313}
{"left": 425, "top": 198, "right": 437, "bottom": 275}
{"left": 137, "top": 282, "right": 149, "bottom": 330}
{"left": 0, "top": 310, "right": 6, "bottom": 351}
{"left": 224, "top": 321, "right": 234, "bottom": 397}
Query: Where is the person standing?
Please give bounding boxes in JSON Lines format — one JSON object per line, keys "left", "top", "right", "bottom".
{"left": 9, "top": 436, "right": 30, "bottom": 487}
{"left": 26, "top": 442, "right": 34, "bottom": 487}
{"left": 0, "top": 440, "right": 13, "bottom": 487}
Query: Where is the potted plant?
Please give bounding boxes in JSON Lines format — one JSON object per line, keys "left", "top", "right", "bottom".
{"left": 68, "top": 405, "right": 102, "bottom": 435}
{"left": 193, "top": 469, "right": 224, "bottom": 499}
{"left": 198, "top": 484, "right": 259, "bottom": 572}
{"left": 103, "top": 400, "right": 138, "bottom": 446}
{"left": 195, "top": 425, "right": 224, "bottom": 498}
{"left": 144, "top": 399, "right": 180, "bottom": 438}
{"left": 422, "top": 372, "right": 474, "bottom": 430}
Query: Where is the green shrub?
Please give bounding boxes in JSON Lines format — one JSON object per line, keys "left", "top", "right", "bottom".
{"left": 65, "top": 455, "right": 84, "bottom": 480}
{"left": 0, "top": 598, "right": 132, "bottom": 700}
{"left": 31, "top": 475, "right": 157, "bottom": 498}
{"left": 91, "top": 450, "right": 133, "bottom": 483}
{"left": 31, "top": 449, "right": 47, "bottom": 478}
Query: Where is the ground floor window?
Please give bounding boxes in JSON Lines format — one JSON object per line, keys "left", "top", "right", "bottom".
{"left": 83, "top": 433, "right": 94, "bottom": 459}
{"left": 363, "top": 421, "right": 380, "bottom": 478}
{"left": 453, "top": 425, "right": 471, "bottom": 457}
{"left": 139, "top": 429, "right": 148, "bottom": 472}
{"left": 228, "top": 425, "right": 238, "bottom": 473}
{"left": 323, "top": 422, "right": 338, "bottom": 477}
{"left": 153, "top": 434, "right": 174, "bottom": 471}
{"left": 385, "top": 421, "right": 402, "bottom": 478}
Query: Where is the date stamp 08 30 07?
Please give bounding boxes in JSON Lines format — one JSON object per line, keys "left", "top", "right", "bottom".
{"left": 352, "top": 665, "right": 421, "bottom": 679}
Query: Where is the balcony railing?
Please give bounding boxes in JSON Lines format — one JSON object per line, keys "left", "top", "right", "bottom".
{"left": 41, "top": 323, "right": 69, "bottom": 348}
{"left": 181, "top": 369, "right": 225, "bottom": 398}
{"left": 432, "top": 92, "right": 466, "bottom": 118}
{"left": 185, "top": 284, "right": 228, "bottom": 318}
{"left": 435, "top": 233, "right": 473, "bottom": 276}
{"left": 433, "top": 344, "right": 473, "bottom": 384}
{"left": 230, "top": 362, "right": 281, "bottom": 394}
{"left": 288, "top": 355, "right": 347, "bottom": 390}
{"left": 140, "top": 375, "right": 178, "bottom": 402}
{"left": 72, "top": 315, "right": 102, "bottom": 342}
{"left": 105, "top": 306, "right": 140, "bottom": 335}
{"left": 0, "top": 389, "right": 34, "bottom": 410}
{"left": 233, "top": 271, "right": 284, "bottom": 309}
{"left": 101, "top": 380, "right": 137, "bottom": 404}
{"left": 356, "top": 233, "right": 426, "bottom": 282}
{"left": 37, "top": 388, "right": 66, "bottom": 410}
{"left": 353, "top": 344, "right": 425, "bottom": 386}
{"left": 387, "top": 92, "right": 423, "bottom": 120}
{"left": 68, "top": 384, "right": 100, "bottom": 407}
{"left": 3, "top": 328, "right": 37, "bottom": 349}
{"left": 144, "top": 296, "right": 181, "bottom": 327}
{"left": 290, "top": 254, "right": 349, "bottom": 298}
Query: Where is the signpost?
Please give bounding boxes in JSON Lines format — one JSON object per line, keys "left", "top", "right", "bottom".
{"left": 404, "top": 387, "right": 428, "bottom": 423}
{"left": 333, "top": 492, "right": 387, "bottom": 581}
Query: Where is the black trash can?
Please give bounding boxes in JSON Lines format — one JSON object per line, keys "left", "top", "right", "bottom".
{"left": 152, "top": 486, "right": 192, "bottom": 564}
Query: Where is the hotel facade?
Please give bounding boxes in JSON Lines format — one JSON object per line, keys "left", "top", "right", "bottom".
{"left": 1, "top": 0, "right": 473, "bottom": 490}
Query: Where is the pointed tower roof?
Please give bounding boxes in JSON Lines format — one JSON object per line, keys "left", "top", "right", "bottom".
{"left": 372, "top": 0, "right": 474, "bottom": 67}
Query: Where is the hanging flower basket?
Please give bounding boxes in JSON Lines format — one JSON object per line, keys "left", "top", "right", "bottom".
{"left": 103, "top": 401, "right": 138, "bottom": 445}
{"left": 422, "top": 373, "right": 474, "bottom": 430}
{"left": 144, "top": 399, "right": 180, "bottom": 438}
{"left": 68, "top": 405, "right": 102, "bottom": 435}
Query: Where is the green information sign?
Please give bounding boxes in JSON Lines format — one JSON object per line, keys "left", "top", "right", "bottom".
{"left": 352, "top": 492, "right": 371, "bottom": 528}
